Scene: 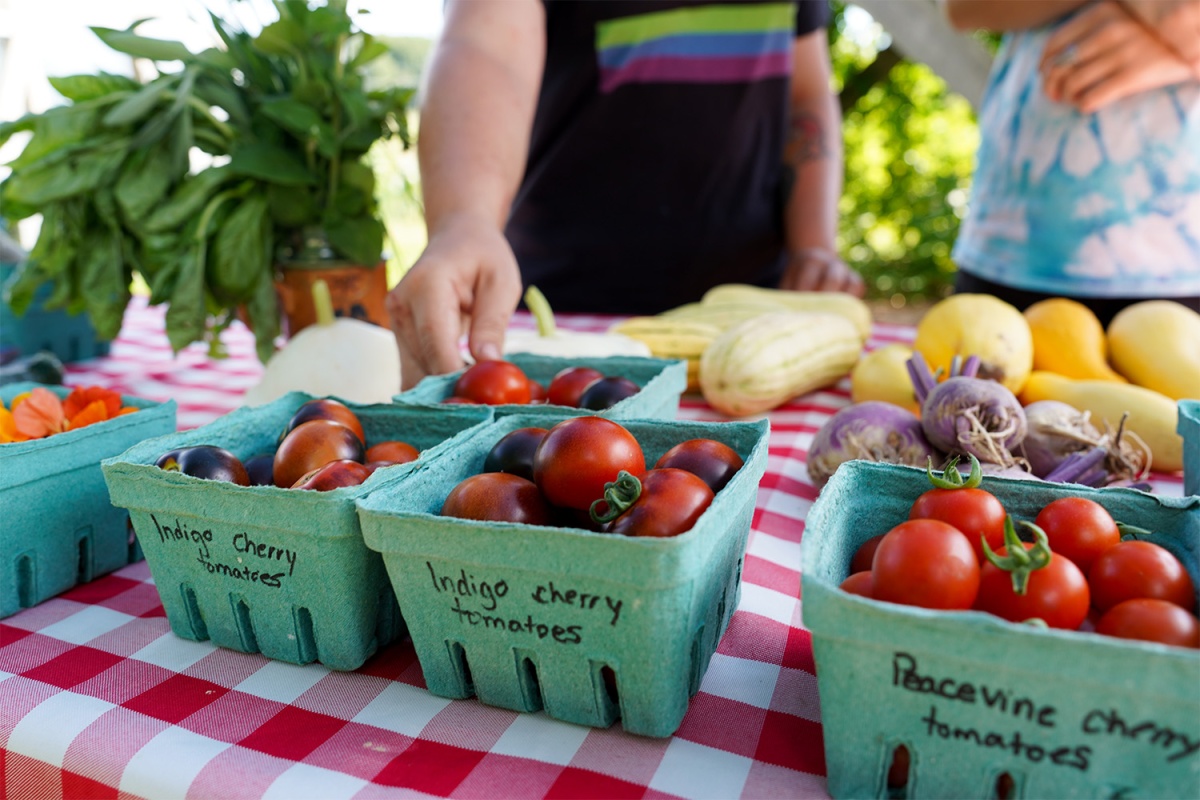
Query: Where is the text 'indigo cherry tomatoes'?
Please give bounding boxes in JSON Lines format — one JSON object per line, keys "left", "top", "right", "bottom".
{"left": 483, "top": 427, "right": 549, "bottom": 482}
{"left": 598, "top": 468, "right": 714, "bottom": 538}
{"left": 533, "top": 416, "right": 645, "bottom": 510}
{"left": 654, "top": 438, "right": 744, "bottom": 494}
{"left": 871, "top": 519, "right": 980, "bottom": 611}
{"left": 441, "top": 472, "right": 554, "bottom": 525}
{"left": 273, "top": 419, "right": 365, "bottom": 489}
{"left": 453, "top": 360, "right": 532, "bottom": 405}
{"left": 546, "top": 366, "right": 603, "bottom": 407}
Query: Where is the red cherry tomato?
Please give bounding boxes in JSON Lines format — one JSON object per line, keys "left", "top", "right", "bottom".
{"left": 1095, "top": 598, "right": 1200, "bottom": 648}
{"left": 533, "top": 416, "right": 645, "bottom": 510}
{"left": 546, "top": 366, "right": 603, "bottom": 407}
{"left": 1033, "top": 497, "right": 1120, "bottom": 573}
{"left": 284, "top": 398, "right": 366, "bottom": 444}
{"left": 365, "top": 440, "right": 420, "bottom": 465}
{"left": 871, "top": 519, "right": 980, "bottom": 610}
{"left": 975, "top": 544, "right": 1090, "bottom": 629}
{"left": 850, "top": 534, "right": 885, "bottom": 575}
{"left": 441, "top": 472, "right": 554, "bottom": 525}
{"left": 839, "top": 571, "right": 873, "bottom": 598}
{"left": 1088, "top": 540, "right": 1196, "bottom": 613}
{"left": 453, "top": 360, "right": 532, "bottom": 405}
{"left": 274, "top": 419, "right": 365, "bottom": 489}
{"left": 292, "top": 460, "right": 372, "bottom": 491}
{"left": 601, "top": 468, "right": 714, "bottom": 538}
{"left": 654, "top": 438, "right": 744, "bottom": 493}
{"left": 909, "top": 486, "right": 1007, "bottom": 566}
{"left": 527, "top": 379, "right": 548, "bottom": 404}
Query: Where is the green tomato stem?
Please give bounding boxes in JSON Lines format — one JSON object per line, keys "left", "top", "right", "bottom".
{"left": 926, "top": 453, "right": 982, "bottom": 490}
{"left": 980, "top": 516, "right": 1052, "bottom": 596}
{"left": 589, "top": 470, "right": 643, "bottom": 525}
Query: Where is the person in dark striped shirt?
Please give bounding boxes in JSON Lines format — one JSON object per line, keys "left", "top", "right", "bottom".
{"left": 388, "top": 0, "right": 860, "bottom": 389}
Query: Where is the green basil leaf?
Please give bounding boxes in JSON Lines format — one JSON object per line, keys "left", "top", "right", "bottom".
{"left": 228, "top": 142, "right": 316, "bottom": 186}
{"left": 90, "top": 27, "right": 193, "bottom": 62}
{"left": 266, "top": 183, "right": 316, "bottom": 227}
{"left": 143, "top": 167, "right": 231, "bottom": 233}
{"left": 211, "top": 194, "right": 270, "bottom": 299}
{"left": 5, "top": 146, "right": 127, "bottom": 206}
{"left": 165, "top": 242, "right": 208, "bottom": 353}
{"left": 253, "top": 18, "right": 307, "bottom": 56}
{"left": 0, "top": 114, "right": 37, "bottom": 151}
{"left": 49, "top": 73, "right": 140, "bottom": 102}
{"left": 8, "top": 104, "right": 105, "bottom": 169}
{"left": 348, "top": 34, "right": 389, "bottom": 70}
{"left": 103, "top": 76, "right": 174, "bottom": 127}
{"left": 80, "top": 229, "right": 130, "bottom": 339}
{"left": 244, "top": 257, "right": 282, "bottom": 364}
{"left": 324, "top": 214, "right": 383, "bottom": 266}
{"left": 260, "top": 98, "right": 336, "bottom": 152}
{"left": 115, "top": 144, "right": 175, "bottom": 223}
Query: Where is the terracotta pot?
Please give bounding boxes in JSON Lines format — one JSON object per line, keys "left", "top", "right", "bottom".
{"left": 274, "top": 229, "right": 390, "bottom": 337}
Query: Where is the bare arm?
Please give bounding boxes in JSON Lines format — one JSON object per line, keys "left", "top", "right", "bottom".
{"left": 941, "top": 0, "right": 1092, "bottom": 31}
{"left": 387, "top": 0, "right": 545, "bottom": 388}
{"left": 779, "top": 31, "right": 863, "bottom": 296}
{"left": 1120, "top": 0, "right": 1200, "bottom": 69}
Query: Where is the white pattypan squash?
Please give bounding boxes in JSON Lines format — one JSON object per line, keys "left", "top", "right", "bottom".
{"left": 502, "top": 286, "right": 651, "bottom": 358}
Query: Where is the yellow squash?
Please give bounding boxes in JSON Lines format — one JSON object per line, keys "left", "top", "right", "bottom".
{"left": 1023, "top": 298, "right": 1126, "bottom": 382}
{"left": 913, "top": 294, "right": 1033, "bottom": 394}
{"left": 1106, "top": 300, "right": 1200, "bottom": 401}
{"left": 850, "top": 343, "right": 920, "bottom": 415}
{"left": 1019, "top": 371, "right": 1183, "bottom": 472}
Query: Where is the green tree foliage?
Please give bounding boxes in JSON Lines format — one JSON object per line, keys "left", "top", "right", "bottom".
{"left": 829, "top": 3, "right": 983, "bottom": 305}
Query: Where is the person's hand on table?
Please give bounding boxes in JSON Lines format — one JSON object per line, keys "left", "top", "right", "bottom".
{"left": 779, "top": 246, "right": 866, "bottom": 296}
{"left": 386, "top": 214, "right": 523, "bottom": 390}
{"left": 1040, "top": 0, "right": 1198, "bottom": 114}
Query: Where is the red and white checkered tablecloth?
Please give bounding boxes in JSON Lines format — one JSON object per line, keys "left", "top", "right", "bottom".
{"left": 2, "top": 297, "right": 1184, "bottom": 800}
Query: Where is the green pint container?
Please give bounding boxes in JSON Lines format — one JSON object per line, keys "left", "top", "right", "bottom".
{"left": 802, "top": 460, "right": 1200, "bottom": 799}
{"left": 356, "top": 413, "right": 769, "bottom": 737}
{"left": 101, "top": 394, "right": 492, "bottom": 670}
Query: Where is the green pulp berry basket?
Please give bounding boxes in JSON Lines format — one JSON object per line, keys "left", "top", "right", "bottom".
{"left": 101, "top": 394, "right": 493, "bottom": 671}
{"left": 392, "top": 353, "right": 688, "bottom": 420}
{"left": 801, "top": 460, "right": 1200, "bottom": 800}
{"left": 1180, "top": 399, "right": 1199, "bottom": 497}
{"left": 356, "top": 413, "right": 769, "bottom": 737}
{"left": 1, "top": 382, "right": 176, "bottom": 619}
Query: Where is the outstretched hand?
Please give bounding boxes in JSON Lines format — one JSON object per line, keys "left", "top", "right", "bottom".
{"left": 1120, "top": 0, "right": 1200, "bottom": 69}
{"left": 1040, "top": 0, "right": 1196, "bottom": 114}
{"left": 778, "top": 247, "right": 865, "bottom": 296}
{"left": 386, "top": 216, "right": 523, "bottom": 390}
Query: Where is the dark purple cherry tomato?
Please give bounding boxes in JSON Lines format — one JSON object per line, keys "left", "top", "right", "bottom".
{"left": 283, "top": 398, "right": 365, "bottom": 444}
{"left": 273, "top": 419, "right": 365, "bottom": 489}
{"left": 366, "top": 440, "right": 420, "bottom": 465}
{"left": 483, "top": 427, "right": 549, "bottom": 482}
{"left": 654, "top": 438, "right": 744, "bottom": 493}
{"left": 578, "top": 375, "right": 640, "bottom": 411}
{"left": 441, "top": 472, "right": 554, "bottom": 525}
{"left": 547, "top": 366, "right": 604, "bottom": 407}
{"left": 602, "top": 468, "right": 714, "bottom": 538}
{"left": 243, "top": 453, "right": 276, "bottom": 486}
{"left": 158, "top": 445, "right": 250, "bottom": 485}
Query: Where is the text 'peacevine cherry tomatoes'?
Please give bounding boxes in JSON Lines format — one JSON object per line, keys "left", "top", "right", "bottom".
{"left": 871, "top": 519, "right": 980, "bottom": 610}
{"left": 453, "top": 360, "right": 532, "bottom": 405}
{"left": 533, "top": 416, "right": 645, "bottom": 510}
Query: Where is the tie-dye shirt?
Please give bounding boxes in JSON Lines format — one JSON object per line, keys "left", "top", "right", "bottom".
{"left": 506, "top": 1, "right": 828, "bottom": 314}
{"left": 953, "top": 27, "right": 1200, "bottom": 298}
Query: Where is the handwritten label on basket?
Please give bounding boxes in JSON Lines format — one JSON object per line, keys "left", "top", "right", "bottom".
{"left": 425, "top": 562, "right": 625, "bottom": 645}
{"left": 148, "top": 514, "right": 297, "bottom": 589}
{"left": 890, "top": 652, "right": 1198, "bottom": 771}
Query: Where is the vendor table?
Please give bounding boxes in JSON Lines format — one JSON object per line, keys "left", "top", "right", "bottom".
{"left": 1, "top": 297, "right": 1184, "bottom": 799}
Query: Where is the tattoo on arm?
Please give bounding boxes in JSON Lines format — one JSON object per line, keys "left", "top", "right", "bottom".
{"left": 786, "top": 111, "right": 829, "bottom": 164}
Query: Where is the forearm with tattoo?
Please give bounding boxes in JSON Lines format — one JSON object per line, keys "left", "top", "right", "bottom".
{"left": 785, "top": 111, "right": 831, "bottom": 166}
